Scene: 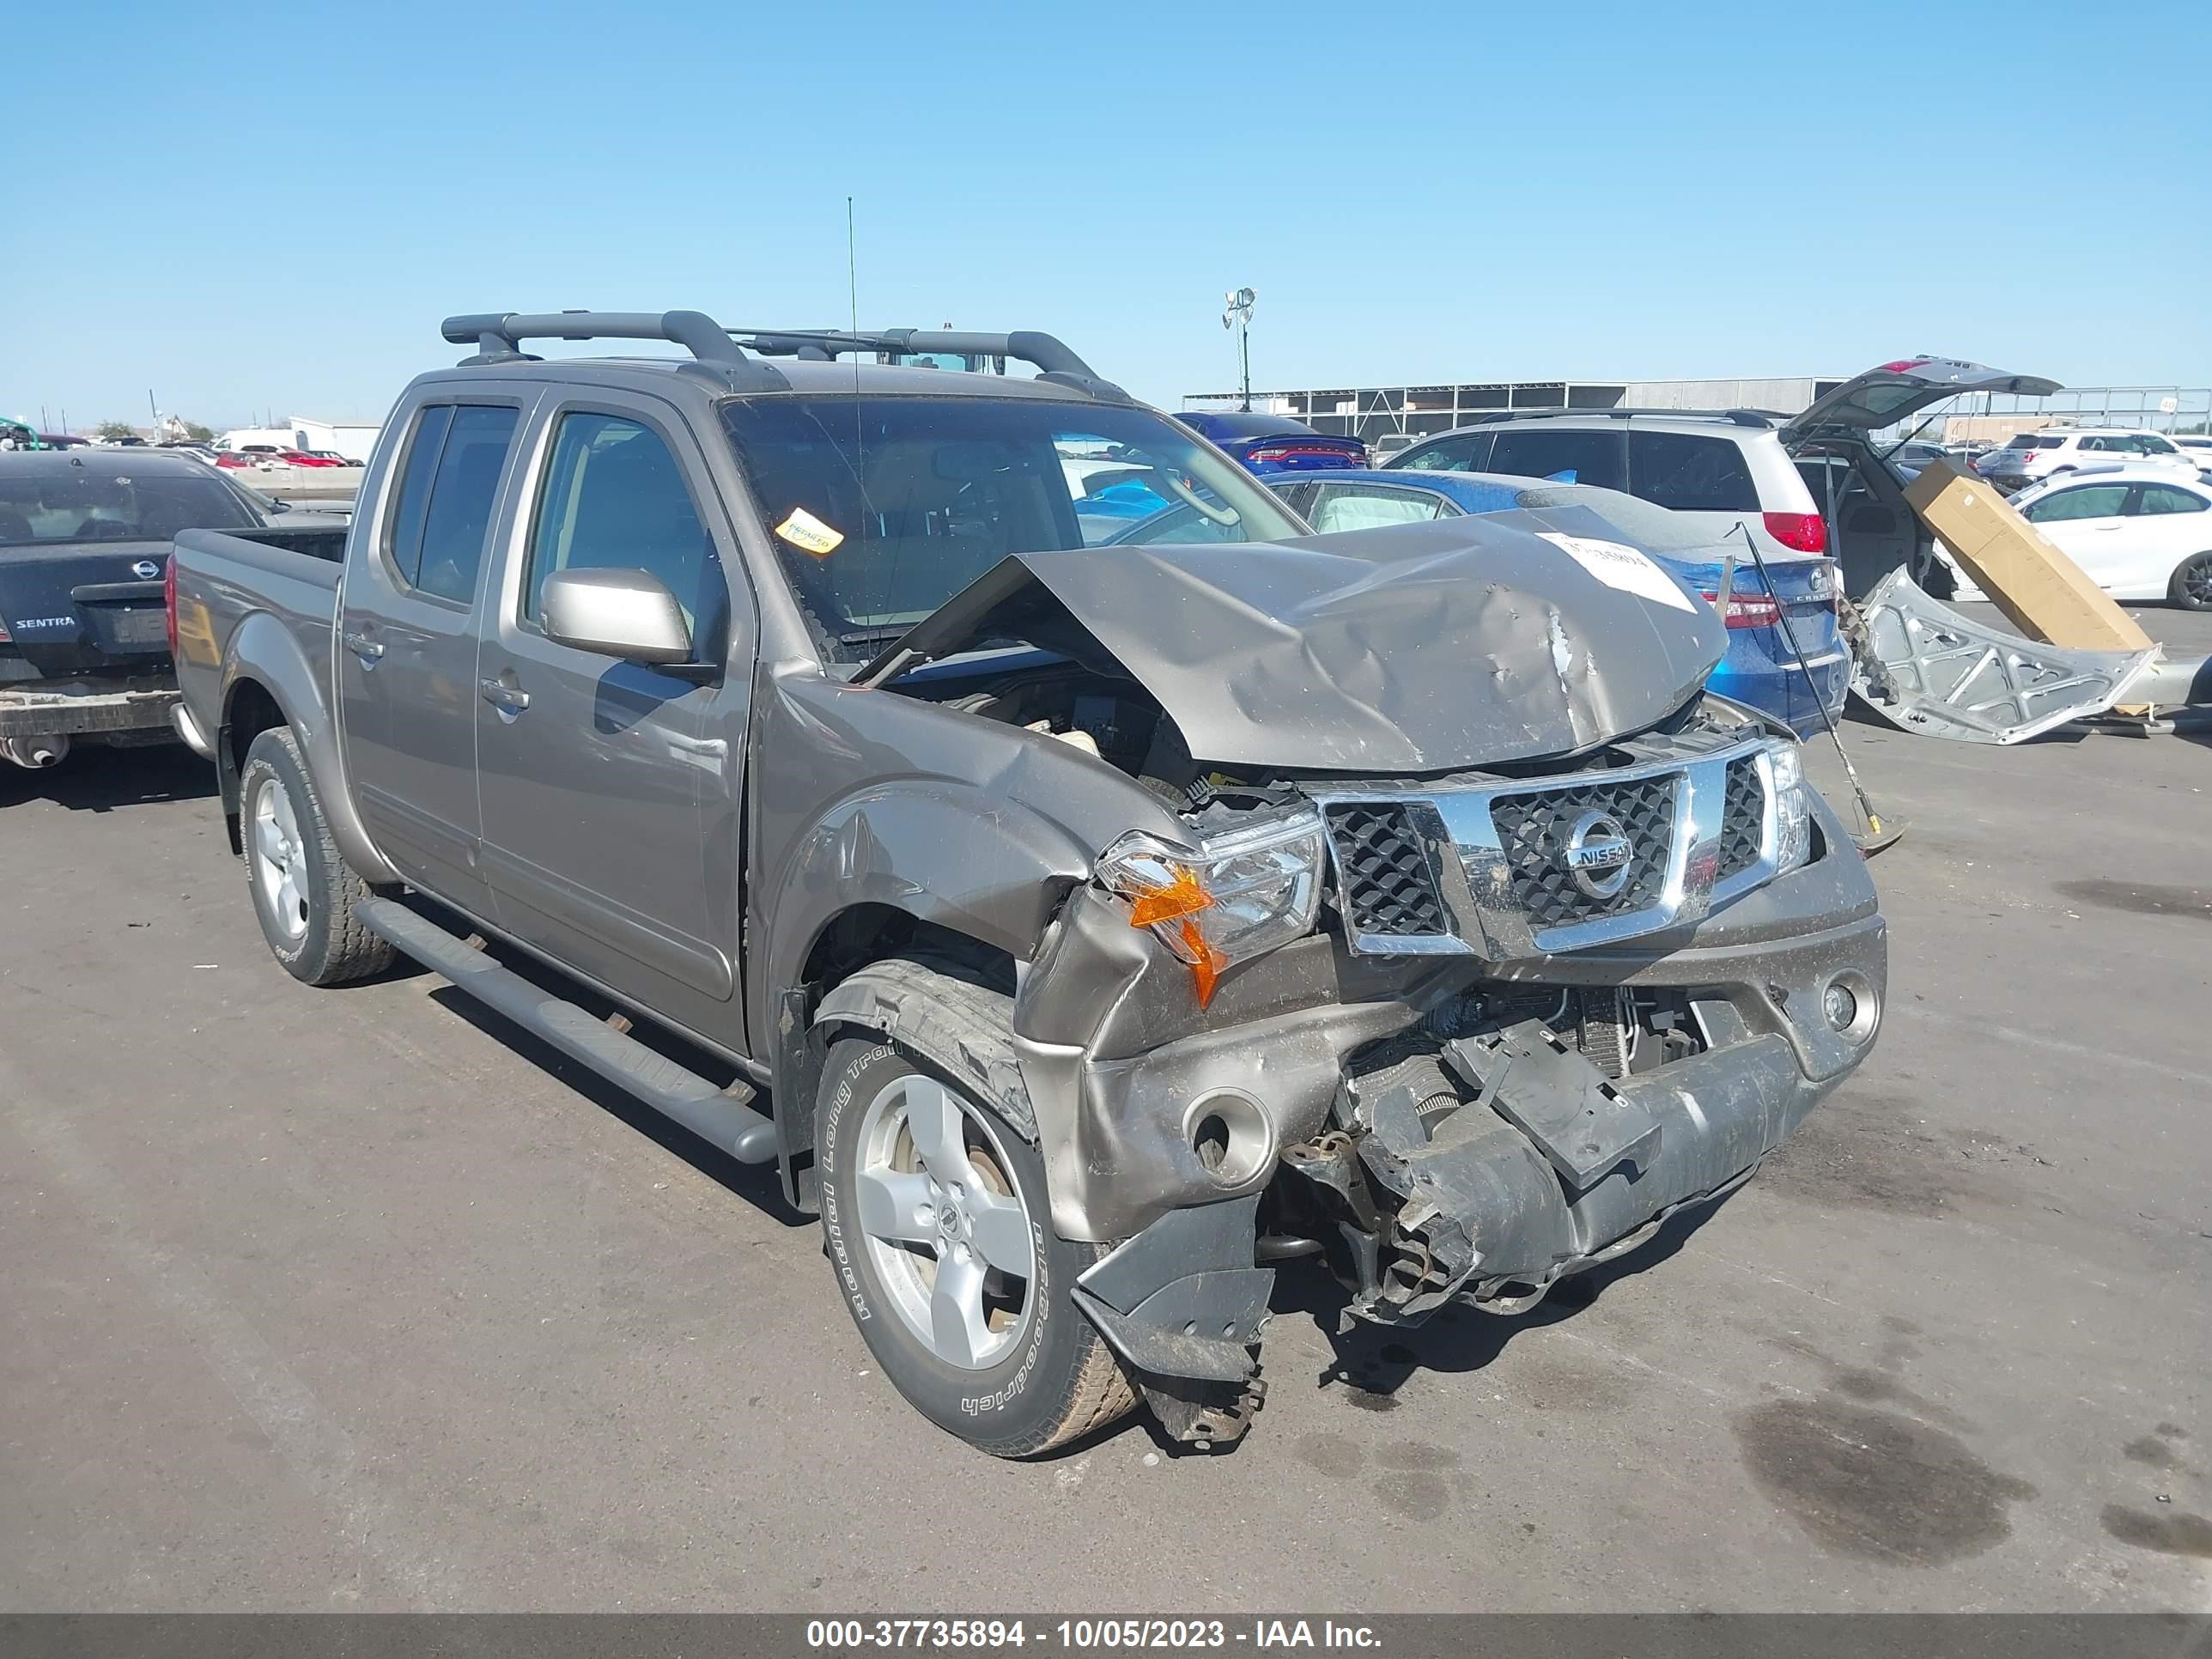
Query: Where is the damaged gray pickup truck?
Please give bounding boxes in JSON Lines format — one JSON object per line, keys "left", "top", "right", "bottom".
{"left": 170, "top": 311, "right": 1886, "bottom": 1456}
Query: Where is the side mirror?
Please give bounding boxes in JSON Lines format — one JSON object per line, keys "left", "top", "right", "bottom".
{"left": 541, "top": 568, "right": 695, "bottom": 665}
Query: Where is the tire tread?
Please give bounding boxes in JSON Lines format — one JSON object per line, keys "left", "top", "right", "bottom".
{"left": 241, "top": 726, "right": 393, "bottom": 986}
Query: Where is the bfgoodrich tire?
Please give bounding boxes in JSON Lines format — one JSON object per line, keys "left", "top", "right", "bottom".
{"left": 816, "top": 1036, "right": 1134, "bottom": 1457}
{"left": 238, "top": 726, "right": 393, "bottom": 987}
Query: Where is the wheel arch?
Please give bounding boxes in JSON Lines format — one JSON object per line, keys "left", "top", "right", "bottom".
{"left": 216, "top": 613, "right": 397, "bottom": 883}
{"left": 769, "top": 903, "right": 1039, "bottom": 1214}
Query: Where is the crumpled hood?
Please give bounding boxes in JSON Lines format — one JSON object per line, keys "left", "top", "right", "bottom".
{"left": 869, "top": 507, "right": 1727, "bottom": 774}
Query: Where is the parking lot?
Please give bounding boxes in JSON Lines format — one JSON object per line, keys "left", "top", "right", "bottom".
{"left": 3, "top": 610, "right": 2208, "bottom": 1615}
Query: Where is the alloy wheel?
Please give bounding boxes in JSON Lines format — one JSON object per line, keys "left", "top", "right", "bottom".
{"left": 852, "top": 1073, "right": 1037, "bottom": 1370}
{"left": 251, "top": 776, "right": 311, "bottom": 943}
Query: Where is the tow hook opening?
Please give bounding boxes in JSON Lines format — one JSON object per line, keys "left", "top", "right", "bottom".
{"left": 1184, "top": 1088, "right": 1272, "bottom": 1188}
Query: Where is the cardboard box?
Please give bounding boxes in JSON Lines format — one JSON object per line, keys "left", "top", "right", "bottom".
{"left": 1903, "top": 460, "right": 2154, "bottom": 653}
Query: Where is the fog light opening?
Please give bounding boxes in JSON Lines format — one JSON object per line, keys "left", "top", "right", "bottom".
{"left": 1183, "top": 1089, "right": 1273, "bottom": 1188}
{"left": 1821, "top": 971, "right": 1878, "bottom": 1042}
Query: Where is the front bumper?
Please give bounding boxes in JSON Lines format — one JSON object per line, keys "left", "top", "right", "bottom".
{"left": 0, "top": 679, "right": 181, "bottom": 739}
{"left": 1016, "top": 783, "right": 1886, "bottom": 1243}
{"left": 1065, "top": 925, "right": 1877, "bottom": 1440}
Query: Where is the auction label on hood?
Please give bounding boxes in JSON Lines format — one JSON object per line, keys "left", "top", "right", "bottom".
{"left": 1537, "top": 532, "right": 1697, "bottom": 613}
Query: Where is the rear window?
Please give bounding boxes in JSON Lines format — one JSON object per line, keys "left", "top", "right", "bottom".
{"left": 1486, "top": 428, "right": 1626, "bottom": 491}
{"left": 1627, "top": 431, "right": 1759, "bottom": 512}
{"left": 2005, "top": 433, "right": 2064, "bottom": 450}
{"left": 1190, "top": 413, "right": 1319, "bottom": 441}
{"left": 0, "top": 462, "right": 258, "bottom": 545}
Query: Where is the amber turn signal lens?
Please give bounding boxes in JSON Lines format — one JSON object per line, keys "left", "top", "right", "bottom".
{"left": 1179, "top": 920, "right": 1227, "bottom": 1007}
{"left": 1127, "top": 864, "right": 1213, "bottom": 928}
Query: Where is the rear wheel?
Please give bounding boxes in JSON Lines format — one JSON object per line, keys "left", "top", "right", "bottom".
{"left": 816, "top": 1036, "right": 1134, "bottom": 1457}
{"left": 239, "top": 726, "right": 393, "bottom": 986}
{"left": 2169, "top": 551, "right": 2212, "bottom": 611}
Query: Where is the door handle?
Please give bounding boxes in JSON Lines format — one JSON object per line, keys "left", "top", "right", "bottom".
{"left": 342, "top": 629, "right": 383, "bottom": 662}
{"left": 478, "top": 678, "right": 531, "bottom": 711}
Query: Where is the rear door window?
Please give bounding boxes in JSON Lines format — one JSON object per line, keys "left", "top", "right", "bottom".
{"left": 415, "top": 408, "right": 519, "bottom": 603}
{"left": 384, "top": 405, "right": 453, "bottom": 585}
{"left": 1486, "top": 428, "right": 1626, "bottom": 490}
{"left": 2130, "top": 484, "right": 2209, "bottom": 516}
{"left": 1394, "top": 433, "right": 1490, "bottom": 472}
{"left": 1629, "top": 432, "right": 1759, "bottom": 511}
{"left": 383, "top": 404, "right": 519, "bottom": 602}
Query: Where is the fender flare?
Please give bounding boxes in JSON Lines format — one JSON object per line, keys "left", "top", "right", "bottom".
{"left": 220, "top": 612, "right": 398, "bottom": 884}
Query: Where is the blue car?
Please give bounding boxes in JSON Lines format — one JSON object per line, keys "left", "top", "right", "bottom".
{"left": 1175, "top": 411, "right": 1367, "bottom": 476}
{"left": 1265, "top": 469, "right": 1850, "bottom": 738}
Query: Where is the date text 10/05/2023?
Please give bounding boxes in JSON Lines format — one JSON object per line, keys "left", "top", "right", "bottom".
{"left": 805, "top": 1620, "right": 1384, "bottom": 1650}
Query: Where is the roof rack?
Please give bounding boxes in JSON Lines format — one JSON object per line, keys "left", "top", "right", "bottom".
{"left": 1464, "top": 407, "right": 1781, "bottom": 429}
{"left": 441, "top": 310, "right": 792, "bottom": 392}
{"left": 439, "top": 313, "right": 1124, "bottom": 401}
{"left": 731, "top": 328, "right": 1127, "bottom": 401}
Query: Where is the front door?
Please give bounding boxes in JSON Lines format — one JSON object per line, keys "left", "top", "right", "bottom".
{"left": 337, "top": 396, "right": 530, "bottom": 915}
{"left": 2019, "top": 481, "right": 2132, "bottom": 588}
{"left": 474, "top": 397, "right": 749, "bottom": 1043}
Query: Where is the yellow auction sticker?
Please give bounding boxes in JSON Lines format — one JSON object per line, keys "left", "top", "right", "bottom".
{"left": 775, "top": 507, "right": 845, "bottom": 557}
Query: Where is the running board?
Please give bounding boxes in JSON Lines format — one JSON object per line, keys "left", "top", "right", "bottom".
{"left": 354, "top": 898, "right": 777, "bottom": 1165}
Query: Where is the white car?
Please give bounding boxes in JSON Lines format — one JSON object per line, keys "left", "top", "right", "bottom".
{"left": 1971, "top": 467, "right": 2212, "bottom": 609}
{"left": 1972, "top": 427, "right": 2201, "bottom": 492}
{"left": 2172, "top": 434, "right": 2212, "bottom": 476}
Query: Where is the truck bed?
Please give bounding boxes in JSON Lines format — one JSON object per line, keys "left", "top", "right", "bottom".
{"left": 171, "top": 526, "right": 348, "bottom": 746}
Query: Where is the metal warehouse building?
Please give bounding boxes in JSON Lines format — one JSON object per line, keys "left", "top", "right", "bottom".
{"left": 1181, "top": 377, "right": 2212, "bottom": 447}
{"left": 1180, "top": 376, "right": 1847, "bottom": 446}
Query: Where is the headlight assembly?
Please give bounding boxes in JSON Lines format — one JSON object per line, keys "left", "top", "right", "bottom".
{"left": 1096, "top": 808, "right": 1327, "bottom": 1006}
{"left": 1765, "top": 738, "right": 1814, "bottom": 873}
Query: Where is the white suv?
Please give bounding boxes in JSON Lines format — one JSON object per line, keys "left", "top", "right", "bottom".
{"left": 1383, "top": 356, "right": 2066, "bottom": 598}
{"left": 1382, "top": 410, "right": 1831, "bottom": 563}
{"left": 1382, "top": 357, "right": 2062, "bottom": 575}
{"left": 1973, "top": 427, "right": 2201, "bottom": 492}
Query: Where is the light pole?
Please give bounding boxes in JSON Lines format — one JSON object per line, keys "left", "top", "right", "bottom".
{"left": 1222, "top": 288, "right": 1255, "bottom": 412}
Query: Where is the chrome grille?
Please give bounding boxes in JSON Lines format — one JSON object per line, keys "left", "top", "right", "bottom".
{"left": 1323, "top": 802, "right": 1449, "bottom": 937}
{"left": 1717, "top": 754, "right": 1765, "bottom": 881}
{"left": 1309, "top": 734, "right": 1773, "bottom": 960}
{"left": 1488, "top": 775, "right": 1678, "bottom": 930}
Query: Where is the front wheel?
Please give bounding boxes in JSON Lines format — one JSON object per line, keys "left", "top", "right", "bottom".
{"left": 816, "top": 1036, "right": 1134, "bottom": 1457}
{"left": 238, "top": 726, "right": 393, "bottom": 986}
{"left": 2169, "top": 551, "right": 2212, "bottom": 611}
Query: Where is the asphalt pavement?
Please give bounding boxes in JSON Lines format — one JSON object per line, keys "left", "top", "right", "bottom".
{"left": 3, "top": 611, "right": 2208, "bottom": 1613}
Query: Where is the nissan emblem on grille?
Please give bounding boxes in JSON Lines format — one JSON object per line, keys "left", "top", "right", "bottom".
{"left": 1562, "top": 809, "right": 1632, "bottom": 900}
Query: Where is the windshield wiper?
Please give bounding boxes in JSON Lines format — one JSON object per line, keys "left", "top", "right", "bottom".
{"left": 837, "top": 626, "right": 915, "bottom": 647}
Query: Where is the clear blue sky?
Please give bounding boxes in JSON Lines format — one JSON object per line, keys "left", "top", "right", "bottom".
{"left": 7, "top": 0, "right": 2208, "bottom": 431}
